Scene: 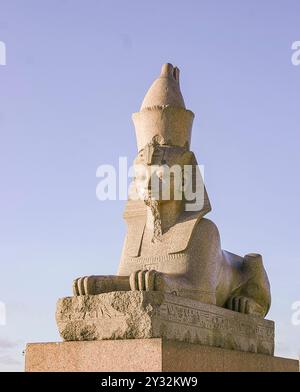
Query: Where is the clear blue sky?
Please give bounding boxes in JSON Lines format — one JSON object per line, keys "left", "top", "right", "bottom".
{"left": 0, "top": 0, "right": 299, "bottom": 371}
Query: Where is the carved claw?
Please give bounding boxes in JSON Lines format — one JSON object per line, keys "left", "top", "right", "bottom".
{"left": 129, "top": 269, "right": 157, "bottom": 291}
{"left": 226, "top": 296, "right": 264, "bottom": 316}
{"left": 226, "top": 296, "right": 249, "bottom": 313}
{"left": 73, "top": 276, "right": 96, "bottom": 296}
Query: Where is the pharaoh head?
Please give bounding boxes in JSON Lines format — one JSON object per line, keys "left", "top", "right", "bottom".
{"left": 126, "top": 63, "right": 211, "bottom": 241}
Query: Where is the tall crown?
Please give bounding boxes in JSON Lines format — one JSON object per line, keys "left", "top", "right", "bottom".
{"left": 132, "top": 63, "right": 195, "bottom": 151}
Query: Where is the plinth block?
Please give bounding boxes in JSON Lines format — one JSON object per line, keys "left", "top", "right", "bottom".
{"left": 25, "top": 339, "right": 298, "bottom": 372}
{"left": 56, "top": 291, "right": 274, "bottom": 355}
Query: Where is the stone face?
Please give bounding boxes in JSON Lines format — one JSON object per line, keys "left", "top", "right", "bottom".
{"left": 56, "top": 291, "right": 274, "bottom": 355}
{"left": 25, "top": 339, "right": 298, "bottom": 372}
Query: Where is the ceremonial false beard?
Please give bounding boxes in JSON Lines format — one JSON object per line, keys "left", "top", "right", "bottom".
{"left": 144, "top": 194, "right": 162, "bottom": 243}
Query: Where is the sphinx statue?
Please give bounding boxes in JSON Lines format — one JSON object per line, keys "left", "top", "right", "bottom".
{"left": 73, "top": 63, "right": 271, "bottom": 318}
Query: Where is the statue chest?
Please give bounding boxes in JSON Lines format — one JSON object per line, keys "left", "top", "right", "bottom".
{"left": 120, "top": 252, "right": 189, "bottom": 275}
{"left": 119, "top": 227, "right": 190, "bottom": 274}
{"left": 118, "top": 212, "right": 205, "bottom": 275}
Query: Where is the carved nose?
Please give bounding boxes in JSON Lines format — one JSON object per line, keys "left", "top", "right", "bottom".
{"left": 156, "top": 166, "right": 164, "bottom": 180}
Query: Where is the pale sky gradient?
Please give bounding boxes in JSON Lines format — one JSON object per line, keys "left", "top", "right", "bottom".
{"left": 0, "top": 0, "right": 299, "bottom": 371}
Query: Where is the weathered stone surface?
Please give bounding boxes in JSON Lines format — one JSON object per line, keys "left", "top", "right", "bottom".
{"left": 56, "top": 291, "right": 274, "bottom": 355}
{"left": 25, "top": 339, "right": 298, "bottom": 372}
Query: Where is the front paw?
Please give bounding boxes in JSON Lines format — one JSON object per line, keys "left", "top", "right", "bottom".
{"left": 129, "top": 269, "right": 158, "bottom": 291}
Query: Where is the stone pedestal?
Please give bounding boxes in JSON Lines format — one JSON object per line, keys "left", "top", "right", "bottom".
{"left": 56, "top": 291, "right": 274, "bottom": 355}
{"left": 28, "top": 291, "right": 297, "bottom": 372}
{"left": 25, "top": 339, "right": 298, "bottom": 372}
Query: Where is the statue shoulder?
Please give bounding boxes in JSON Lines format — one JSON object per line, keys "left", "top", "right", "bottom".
{"left": 191, "top": 217, "right": 221, "bottom": 243}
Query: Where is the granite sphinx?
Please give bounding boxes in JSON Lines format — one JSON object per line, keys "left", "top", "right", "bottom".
{"left": 72, "top": 63, "right": 271, "bottom": 317}
{"left": 56, "top": 64, "right": 273, "bottom": 354}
